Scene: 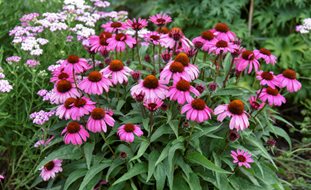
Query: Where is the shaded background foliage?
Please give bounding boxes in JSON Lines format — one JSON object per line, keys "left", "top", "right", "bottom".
{"left": 0, "top": 0, "right": 310, "bottom": 189}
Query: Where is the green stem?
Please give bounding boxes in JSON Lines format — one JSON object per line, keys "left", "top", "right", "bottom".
{"left": 222, "top": 56, "right": 235, "bottom": 88}
{"left": 149, "top": 111, "right": 154, "bottom": 137}
{"left": 100, "top": 133, "right": 115, "bottom": 156}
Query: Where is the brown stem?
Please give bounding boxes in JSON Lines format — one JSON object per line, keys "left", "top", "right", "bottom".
{"left": 248, "top": 0, "right": 254, "bottom": 36}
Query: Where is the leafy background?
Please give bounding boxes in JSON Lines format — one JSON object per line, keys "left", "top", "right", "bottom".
{"left": 0, "top": 0, "right": 310, "bottom": 189}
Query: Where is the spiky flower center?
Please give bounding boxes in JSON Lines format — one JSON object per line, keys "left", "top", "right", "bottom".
{"left": 266, "top": 87, "right": 279, "bottom": 96}
{"left": 201, "top": 31, "right": 214, "bottom": 40}
{"left": 176, "top": 79, "right": 190, "bottom": 91}
{"left": 169, "top": 27, "right": 183, "bottom": 41}
{"left": 58, "top": 72, "right": 69, "bottom": 80}
{"left": 64, "top": 97, "right": 76, "bottom": 109}
{"left": 242, "top": 50, "right": 254, "bottom": 60}
{"left": 175, "top": 53, "right": 189, "bottom": 66}
{"left": 67, "top": 55, "right": 80, "bottom": 64}
{"left": 88, "top": 71, "right": 102, "bottom": 82}
{"left": 67, "top": 121, "right": 81, "bottom": 134}
{"left": 44, "top": 161, "right": 55, "bottom": 171}
{"left": 143, "top": 75, "right": 159, "bottom": 89}
{"left": 216, "top": 40, "right": 228, "bottom": 48}
{"left": 56, "top": 80, "right": 72, "bottom": 93}
{"left": 109, "top": 60, "right": 124, "bottom": 71}
{"left": 261, "top": 71, "right": 273, "bottom": 80}
{"left": 237, "top": 155, "right": 246, "bottom": 162}
{"left": 157, "top": 26, "right": 169, "bottom": 34}
{"left": 259, "top": 48, "right": 271, "bottom": 56}
{"left": 74, "top": 98, "right": 86, "bottom": 107}
{"left": 215, "top": 23, "right": 229, "bottom": 32}
{"left": 124, "top": 123, "right": 135, "bottom": 132}
{"left": 156, "top": 18, "right": 166, "bottom": 25}
{"left": 228, "top": 100, "right": 244, "bottom": 115}
{"left": 282, "top": 69, "right": 296, "bottom": 79}
{"left": 91, "top": 108, "right": 105, "bottom": 120}
{"left": 169, "top": 61, "right": 184, "bottom": 73}
{"left": 99, "top": 32, "right": 112, "bottom": 46}
{"left": 111, "top": 22, "right": 122, "bottom": 28}
{"left": 150, "top": 35, "right": 160, "bottom": 41}
{"left": 115, "top": 33, "right": 127, "bottom": 41}
{"left": 191, "top": 99, "right": 206, "bottom": 110}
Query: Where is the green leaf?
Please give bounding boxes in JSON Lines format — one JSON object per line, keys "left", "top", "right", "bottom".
{"left": 116, "top": 100, "right": 126, "bottom": 111}
{"left": 186, "top": 151, "right": 230, "bottom": 174}
{"left": 155, "top": 143, "right": 171, "bottom": 166}
{"left": 78, "top": 160, "right": 111, "bottom": 190}
{"left": 268, "top": 125, "right": 292, "bottom": 149}
{"left": 112, "top": 163, "right": 147, "bottom": 185}
{"left": 185, "top": 173, "right": 202, "bottom": 190}
{"left": 36, "top": 146, "right": 82, "bottom": 170}
{"left": 168, "top": 120, "right": 179, "bottom": 138}
{"left": 154, "top": 163, "right": 166, "bottom": 190}
{"left": 147, "top": 150, "right": 160, "bottom": 182}
{"left": 130, "top": 140, "right": 150, "bottom": 161}
{"left": 64, "top": 169, "right": 87, "bottom": 190}
{"left": 151, "top": 125, "right": 174, "bottom": 142}
{"left": 84, "top": 142, "right": 95, "bottom": 169}
{"left": 106, "top": 158, "right": 125, "bottom": 181}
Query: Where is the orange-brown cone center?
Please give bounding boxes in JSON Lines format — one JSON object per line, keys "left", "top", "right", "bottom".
{"left": 261, "top": 71, "right": 273, "bottom": 80}
{"left": 58, "top": 72, "right": 69, "bottom": 80}
{"left": 150, "top": 35, "right": 160, "bottom": 41}
{"left": 111, "top": 22, "right": 122, "bottom": 28}
{"left": 88, "top": 71, "right": 102, "bottom": 82}
{"left": 215, "top": 23, "right": 229, "bottom": 32}
{"left": 91, "top": 108, "right": 105, "bottom": 120}
{"left": 157, "top": 26, "right": 169, "bottom": 34}
{"left": 228, "top": 100, "right": 244, "bottom": 115}
{"left": 191, "top": 99, "right": 206, "bottom": 110}
{"left": 259, "top": 48, "right": 271, "bottom": 56}
{"left": 216, "top": 40, "right": 228, "bottom": 48}
{"left": 74, "top": 98, "right": 87, "bottom": 107}
{"left": 44, "top": 161, "right": 55, "bottom": 171}
{"left": 237, "top": 155, "right": 246, "bottom": 162}
{"left": 266, "top": 87, "right": 279, "bottom": 96}
{"left": 115, "top": 33, "right": 127, "bottom": 41}
{"left": 143, "top": 75, "right": 159, "bottom": 89}
{"left": 124, "top": 123, "right": 135, "bottom": 132}
{"left": 169, "top": 61, "right": 184, "bottom": 73}
{"left": 176, "top": 79, "right": 190, "bottom": 91}
{"left": 64, "top": 97, "right": 76, "bottom": 109}
{"left": 242, "top": 50, "right": 254, "bottom": 60}
{"left": 282, "top": 69, "right": 296, "bottom": 79}
{"left": 67, "top": 55, "right": 80, "bottom": 64}
{"left": 174, "top": 53, "right": 189, "bottom": 66}
{"left": 109, "top": 60, "right": 124, "bottom": 71}
{"left": 201, "top": 31, "right": 214, "bottom": 40}
{"left": 67, "top": 121, "right": 81, "bottom": 134}
{"left": 56, "top": 80, "right": 72, "bottom": 93}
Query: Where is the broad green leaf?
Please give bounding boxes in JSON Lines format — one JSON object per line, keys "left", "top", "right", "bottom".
{"left": 173, "top": 172, "right": 190, "bottom": 190}
{"left": 185, "top": 173, "right": 202, "bottom": 190}
{"left": 78, "top": 160, "right": 111, "bottom": 190}
{"left": 147, "top": 150, "right": 160, "bottom": 182}
{"left": 84, "top": 142, "right": 95, "bottom": 169}
{"left": 168, "top": 120, "right": 179, "bottom": 138}
{"left": 155, "top": 143, "right": 171, "bottom": 166}
{"left": 154, "top": 163, "right": 166, "bottom": 190}
{"left": 64, "top": 169, "right": 87, "bottom": 190}
{"left": 130, "top": 140, "right": 150, "bottom": 161}
{"left": 112, "top": 163, "right": 147, "bottom": 185}
{"left": 186, "top": 151, "right": 230, "bottom": 174}
{"left": 106, "top": 158, "right": 125, "bottom": 181}
{"left": 268, "top": 125, "right": 291, "bottom": 149}
{"left": 151, "top": 125, "right": 174, "bottom": 142}
{"left": 116, "top": 100, "right": 126, "bottom": 111}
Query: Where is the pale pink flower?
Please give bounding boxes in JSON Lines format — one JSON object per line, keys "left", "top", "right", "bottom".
{"left": 231, "top": 149, "right": 253, "bottom": 168}
{"left": 235, "top": 50, "right": 260, "bottom": 73}
{"left": 144, "top": 31, "right": 162, "bottom": 45}
{"left": 55, "top": 97, "right": 76, "bottom": 120}
{"left": 208, "top": 39, "right": 238, "bottom": 55}
{"left": 34, "top": 136, "right": 54, "bottom": 148}
{"left": 50, "top": 67, "right": 74, "bottom": 83}
{"left": 100, "top": 59, "right": 132, "bottom": 85}
{"left": 143, "top": 98, "right": 163, "bottom": 112}
{"left": 256, "top": 70, "right": 280, "bottom": 88}
{"left": 214, "top": 100, "right": 249, "bottom": 131}
{"left": 101, "top": 21, "right": 127, "bottom": 33}
{"left": 160, "top": 27, "right": 193, "bottom": 50}
{"left": 249, "top": 96, "right": 265, "bottom": 110}
{"left": 62, "top": 121, "right": 89, "bottom": 145}
{"left": 87, "top": 108, "right": 115, "bottom": 133}
{"left": 193, "top": 30, "right": 216, "bottom": 51}
{"left": 277, "top": 69, "right": 301, "bottom": 93}
{"left": 50, "top": 80, "right": 80, "bottom": 104}
{"left": 211, "top": 23, "right": 236, "bottom": 42}
{"left": 88, "top": 32, "right": 112, "bottom": 54}
{"left": 39, "top": 159, "right": 62, "bottom": 181}
{"left": 70, "top": 97, "right": 96, "bottom": 120}
{"left": 79, "top": 71, "right": 112, "bottom": 94}
{"left": 107, "top": 33, "right": 136, "bottom": 52}
{"left": 61, "top": 55, "right": 91, "bottom": 74}
{"left": 160, "top": 61, "right": 191, "bottom": 83}
{"left": 149, "top": 13, "right": 172, "bottom": 26}
{"left": 254, "top": 48, "right": 277, "bottom": 65}
{"left": 168, "top": 78, "right": 200, "bottom": 104}
{"left": 117, "top": 123, "right": 143, "bottom": 143}
{"left": 181, "top": 98, "right": 213, "bottom": 123}
{"left": 258, "top": 87, "right": 286, "bottom": 106}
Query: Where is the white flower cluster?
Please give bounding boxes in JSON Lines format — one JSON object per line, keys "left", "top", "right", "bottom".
{"left": 296, "top": 18, "right": 311, "bottom": 34}
{"left": 0, "top": 66, "right": 13, "bottom": 93}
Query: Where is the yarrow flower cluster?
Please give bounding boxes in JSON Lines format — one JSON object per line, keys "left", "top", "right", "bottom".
{"left": 296, "top": 18, "right": 311, "bottom": 34}
{"left": 30, "top": 110, "right": 55, "bottom": 125}
{"left": 0, "top": 67, "right": 13, "bottom": 93}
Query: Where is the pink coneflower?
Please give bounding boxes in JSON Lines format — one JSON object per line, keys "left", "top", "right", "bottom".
{"left": 168, "top": 78, "right": 200, "bottom": 104}
{"left": 56, "top": 97, "right": 76, "bottom": 120}
{"left": 149, "top": 13, "right": 172, "bottom": 26}
{"left": 88, "top": 32, "right": 112, "bottom": 54}
{"left": 214, "top": 100, "right": 249, "bottom": 131}
{"left": 254, "top": 48, "right": 277, "bottom": 65}
{"left": 126, "top": 18, "right": 148, "bottom": 31}
{"left": 50, "top": 67, "right": 74, "bottom": 83}
{"left": 34, "top": 136, "right": 54, "bottom": 148}
{"left": 174, "top": 53, "right": 199, "bottom": 80}
{"left": 70, "top": 97, "right": 96, "bottom": 120}
{"left": 208, "top": 39, "right": 237, "bottom": 55}
{"left": 249, "top": 96, "right": 265, "bottom": 110}
{"left": 50, "top": 80, "right": 80, "bottom": 104}
{"left": 62, "top": 55, "right": 91, "bottom": 74}
{"left": 231, "top": 149, "right": 253, "bottom": 168}
{"left": 144, "top": 31, "right": 161, "bottom": 45}
{"left": 160, "top": 27, "right": 193, "bottom": 50}
{"left": 256, "top": 70, "right": 280, "bottom": 88}
{"left": 161, "top": 50, "right": 172, "bottom": 63}
{"left": 258, "top": 87, "right": 286, "bottom": 106}
{"left": 39, "top": 159, "right": 63, "bottom": 181}
{"left": 131, "top": 71, "right": 141, "bottom": 81}
{"left": 107, "top": 33, "right": 136, "bottom": 52}
{"left": 0, "top": 175, "right": 4, "bottom": 181}
{"left": 193, "top": 30, "right": 215, "bottom": 51}
{"left": 212, "top": 23, "right": 236, "bottom": 42}
{"left": 117, "top": 123, "right": 143, "bottom": 143}
{"left": 277, "top": 69, "right": 301, "bottom": 93}
{"left": 143, "top": 98, "right": 163, "bottom": 112}
{"left": 79, "top": 71, "right": 112, "bottom": 95}
{"left": 181, "top": 98, "right": 213, "bottom": 123}
{"left": 131, "top": 75, "right": 168, "bottom": 100}
{"left": 62, "top": 121, "right": 89, "bottom": 145}
{"left": 87, "top": 108, "right": 115, "bottom": 133}
{"left": 100, "top": 59, "right": 132, "bottom": 85}
{"left": 236, "top": 50, "right": 260, "bottom": 73}
{"left": 101, "top": 21, "right": 127, "bottom": 33}
{"left": 160, "top": 61, "right": 191, "bottom": 83}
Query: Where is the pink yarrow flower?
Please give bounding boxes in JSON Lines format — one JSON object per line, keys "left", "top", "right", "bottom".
{"left": 254, "top": 48, "right": 277, "bottom": 65}
{"left": 62, "top": 55, "right": 91, "bottom": 74}
{"left": 236, "top": 50, "right": 260, "bottom": 73}
{"left": 258, "top": 87, "right": 286, "bottom": 106}
{"left": 181, "top": 98, "right": 213, "bottom": 123}
{"left": 214, "top": 100, "right": 250, "bottom": 131}
{"left": 277, "top": 69, "right": 301, "bottom": 93}
{"left": 101, "top": 21, "right": 127, "bottom": 33}
{"left": 39, "top": 159, "right": 63, "bottom": 181}
{"left": 231, "top": 149, "right": 254, "bottom": 168}
{"left": 126, "top": 18, "right": 148, "bottom": 31}
{"left": 62, "top": 121, "right": 89, "bottom": 145}
{"left": 100, "top": 59, "right": 132, "bottom": 85}
{"left": 117, "top": 123, "right": 143, "bottom": 143}
{"left": 70, "top": 97, "right": 96, "bottom": 120}
{"left": 149, "top": 13, "right": 172, "bottom": 26}
{"left": 168, "top": 78, "right": 200, "bottom": 104}
{"left": 211, "top": 23, "right": 236, "bottom": 42}
{"left": 87, "top": 108, "right": 115, "bottom": 133}
{"left": 79, "top": 71, "right": 112, "bottom": 94}
{"left": 88, "top": 32, "right": 112, "bottom": 54}
{"left": 131, "top": 75, "right": 168, "bottom": 101}
{"left": 50, "top": 80, "right": 80, "bottom": 104}
{"left": 107, "top": 33, "right": 136, "bottom": 52}
{"left": 256, "top": 70, "right": 280, "bottom": 88}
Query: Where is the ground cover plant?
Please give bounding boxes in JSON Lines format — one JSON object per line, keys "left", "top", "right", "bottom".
{"left": 0, "top": 0, "right": 310, "bottom": 189}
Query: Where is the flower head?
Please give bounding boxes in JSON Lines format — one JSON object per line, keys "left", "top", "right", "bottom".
{"left": 107, "top": 33, "right": 136, "bottom": 52}
{"left": 39, "top": 159, "right": 63, "bottom": 181}
{"left": 144, "top": 31, "right": 162, "bottom": 45}
{"left": 100, "top": 59, "right": 132, "bottom": 85}
{"left": 258, "top": 87, "right": 286, "bottom": 106}
{"left": 88, "top": 31, "right": 112, "bottom": 54}
{"left": 249, "top": 96, "right": 265, "bottom": 110}
{"left": 87, "top": 107, "right": 115, "bottom": 133}
{"left": 149, "top": 13, "right": 172, "bottom": 26}
{"left": 168, "top": 78, "right": 200, "bottom": 104}
{"left": 117, "top": 123, "right": 143, "bottom": 143}
{"left": 277, "top": 69, "right": 301, "bottom": 93}
{"left": 143, "top": 98, "right": 163, "bottom": 112}
{"left": 101, "top": 21, "right": 127, "bottom": 33}
{"left": 62, "top": 121, "right": 89, "bottom": 145}
{"left": 212, "top": 23, "right": 236, "bottom": 42}
{"left": 181, "top": 98, "right": 213, "bottom": 123}
{"left": 235, "top": 50, "right": 260, "bottom": 73}
{"left": 231, "top": 149, "right": 253, "bottom": 168}
{"left": 62, "top": 55, "right": 91, "bottom": 74}
{"left": 79, "top": 71, "right": 112, "bottom": 94}
{"left": 50, "top": 79, "right": 80, "bottom": 104}
{"left": 254, "top": 48, "right": 277, "bottom": 65}
{"left": 126, "top": 18, "right": 148, "bottom": 31}
{"left": 70, "top": 97, "right": 96, "bottom": 120}
{"left": 256, "top": 70, "right": 280, "bottom": 88}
